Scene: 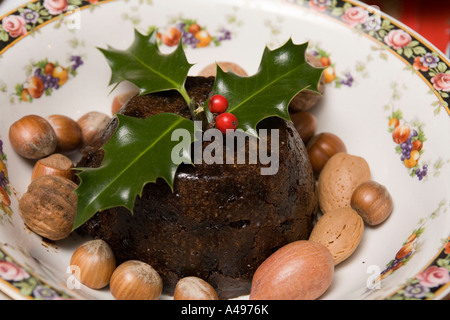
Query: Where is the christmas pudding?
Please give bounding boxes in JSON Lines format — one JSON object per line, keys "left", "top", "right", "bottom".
{"left": 74, "top": 29, "right": 322, "bottom": 299}
{"left": 78, "top": 76, "right": 317, "bottom": 299}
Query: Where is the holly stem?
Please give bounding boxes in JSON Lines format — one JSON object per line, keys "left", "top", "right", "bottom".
{"left": 178, "top": 86, "right": 212, "bottom": 130}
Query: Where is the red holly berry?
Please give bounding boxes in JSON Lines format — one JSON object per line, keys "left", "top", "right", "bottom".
{"left": 208, "top": 94, "right": 229, "bottom": 114}
{"left": 216, "top": 113, "right": 238, "bottom": 133}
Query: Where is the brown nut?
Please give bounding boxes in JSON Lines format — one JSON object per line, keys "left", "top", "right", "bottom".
{"left": 18, "top": 175, "right": 77, "bottom": 241}
{"left": 309, "top": 207, "right": 364, "bottom": 265}
{"left": 351, "top": 180, "right": 393, "bottom": 226}
{"left": 290, "top": 111, "right": 317, "bottom": 144}
{"left": 47, "top": 114, "right": 82, "bottom": 152}
{"left": 198, "top": 61, "right": 248, "bottom": 77}
{"left": 307, "top": 132, "right": 347, "bottom": 177}
{"left": 174, "top": 277, "right": 219, "bottom": 300}
{"left": 111, "top": 91, "right": 139, "bottom": 115}
{"left": 250, "top": 240, "right": 334, "bottom": 300}
{"left": 110, "top": 260, "right": 163, "bottom": 300}
{"left": 9, "top": 115, "right": 57, "bottom": 159}
{"left": 31, "top": 153, "right": 74, "bottom": 182}
{"left": 317, "top": 152, "right": 371, "bottom": 214}
{"left": 70, "top": 239, "right": 116, "bottom": 289}
{"left": 77, "top": 111, "right": 110, "bottom": 148}
{"left": 288, "top": 52, "right": 325, "bottom": 112}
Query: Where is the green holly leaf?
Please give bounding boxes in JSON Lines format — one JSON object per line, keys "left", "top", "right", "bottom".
{"left": 98, "top": 29, "right": 194, "bottom": 104}
{"left": 74, "top": 31, "right": 323, "bottom": 230}
{"left": 212, "top": 39, "right": 323, "bottom": 136}
{"left": 73, "top": 113, "right": 198, "bottom": 230}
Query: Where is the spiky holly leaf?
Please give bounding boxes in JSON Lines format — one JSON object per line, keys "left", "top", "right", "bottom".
{"left": 213, "top": 39, "right": 323, "bottom": 136}
{"left": 73, "top": 113, "right": 198, "bottom": 230}
{"left": 98, "top": 29, "right": 194, "bottom": 103}
{"left": 74, "top": 31, "right": 323, "bottom": 230}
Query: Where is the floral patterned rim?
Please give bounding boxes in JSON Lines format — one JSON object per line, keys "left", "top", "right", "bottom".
{"left": 0, "top": 0, "right": 449, "bottom": 300}
{"left": 285, "top": 0, "right": 450, "bottom": 117}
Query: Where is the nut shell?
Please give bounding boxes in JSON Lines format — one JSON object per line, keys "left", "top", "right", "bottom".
{"left": 174, "top": 277, "right": 219, "bottom": 300}
{"left": 249, "top": 240, "right": 334, "bottom": 300}
{"left": 317, "top": 152, "right": 371, "bottom": 214}
{"left": 290, "top": 111, "right": 317, "bottom": 144}
{"left": 31, "top": 153, "right": 74, "bottom": 182}
{"left": 288, "top": 53, "right": 325, "bottom": 112}
{"left": 47, "top": 114, "right": 82, "bottom": 152}
{"left": 110, "top": 260, "right": 163, "bottom": 300}
{"left": 307, "top": 132, "right": 347, "bottom": 177}
{"left": 198, "top": 61, "right": 248, "bottom": 77}
{"left": 309, "top": 207, "right": 364, "bottom": 265}
{"left": 70, "top": 239, "right": 116, "bottom": 289}
{"left": 111, "top": 91, "right": 139, "bottom": 115}
{"left": 18, "top": 175, "right": 77, "bottom": 240}
{"left": 9, "top": 115, "right": 57, "bottom": 159}
{"left": 351, "top": 180, "right": 393, "bottom": 226}
{"left": 77, "top": 111, "right": 110, "bottom": 148}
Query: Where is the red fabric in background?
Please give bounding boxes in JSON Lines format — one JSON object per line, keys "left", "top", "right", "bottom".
{"left": 365, "top": 0, "right": 450, "bottom": 56}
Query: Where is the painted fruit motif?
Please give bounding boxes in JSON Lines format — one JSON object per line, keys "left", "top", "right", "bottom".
{"left": 388, "top": 112, "right": 428, "bottom": 181}
{"left": 28, "top": 76, "right": 44, "bottom": 99}
{"left": 194, "top": 30, "right": 212, "bottom": 47}
{"left": 15, "top": 56, "right": 83, "bottom": 103}
{"left": 395, "top": 241, "right": 415, "bottom": 260}
{"left": 156, "top": 18, "right": 231, "bottom": 49}
{"left": 52, "top": 66, "right": 68, "bottom": 86}
{"left": 392, "top": 124, "right": 411, "bottom": 144}
{"left": 161, "top": 27, "right": 182, "bottom": 47}
{"left": 0, "top": 186, "right": 11, "bottom": 207}
{"left": 323, "top": 66, "right": 336, "bottom": 83}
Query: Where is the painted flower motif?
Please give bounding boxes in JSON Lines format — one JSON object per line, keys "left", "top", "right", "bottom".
{"left": 20, "top": 9, "right": 39, "bottom": 24}
{"left": 384, "top": 29, "right": 412, "bottom": 50}
{"left": 403, "top": 283, "right": 429, "bottom": 299}
{"left": 364, "top": 15, "right": 381, "bottom": 31}
{"left": 417, "top": 266, "right": 450, "bottom": 288}
{"left": 0, "top": 261, "right": 30, "bottom": 281}
{"left": 309, "top": 0, "right": 331, "bottom": 12}
{"left": 413, "top": 56, "right": 428, "bottom": 72}
{"left": 431, "top": 73, "right": 450, "bottom": 92}
{"left": 32, "top": 285, "right": 60, "bottom": 300}
{"left": 420, "top": 53, "right": 439, "bottom": 68}
{"left": 341, "top": 6, "right": 369, "bottom": 27}
{"left": 1, "top": 15, "right": 27, "bottom": 38}
{"left": 43, "top": 0, "right": 68, "bottom": 16}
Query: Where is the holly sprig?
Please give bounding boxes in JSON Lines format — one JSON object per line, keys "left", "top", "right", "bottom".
{"left": 73, "top": 28, "right": 323, "bottom": 229}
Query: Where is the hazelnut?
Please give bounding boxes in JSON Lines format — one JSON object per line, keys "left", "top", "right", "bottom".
{"left": 77, "top": 111, "right": 110, "bottom": 148}
{"left": 9, "top": 115, "right": 57, "bottom": 159}
{"left": 306, "top": 132, "right": 347, "bottom": 177}
{"left": 18, "top": 175, "right": 77, "bottom": 241}
{"left": 111, "top": 91, "right": 139, "bottom": 115}
{"left": 351, "top": 180, "right": 393, "bottom": 226}
{"left": 47, "top": 114, "right": 82, "bottom": 152}
{"left": 174, "top": 277, "right": 219, "bottom": 300}
{"left": 31, "top": 153, "right": 75, "bottom": 182}
{"left": 250, "top": 240, "right": 334, "bottom": 300}
{"left": 290, "top": 111, "right": 317, "bottom": 144}
{"left": 198, "top": 61, "right": 248, "bottom": 77}
{"left": 110, "top": 260, "right": 163, "bottom": 300}
{"left": 70, "top": 239, "right": 116, "bottom": 289}
{"left": 289, "top": 53, "right": 325, "bottom": 112}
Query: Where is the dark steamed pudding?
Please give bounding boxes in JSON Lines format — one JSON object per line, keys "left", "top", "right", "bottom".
{"left": 77, "top": 76, "right": 317, "bottom": 299}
